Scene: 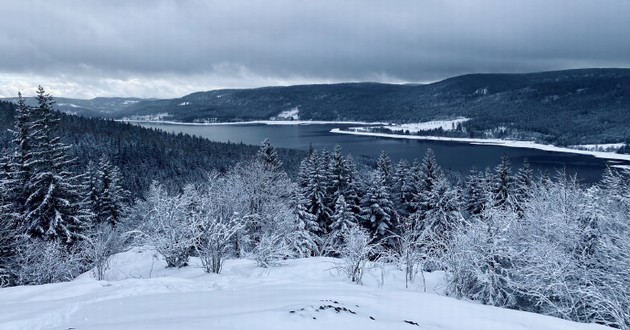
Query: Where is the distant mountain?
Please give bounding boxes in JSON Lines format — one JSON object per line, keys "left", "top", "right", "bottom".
{"left": 111, "top": 68, "right": 630, "bottom": 145}
{"left": 0, "top": 96, "right": 151, "bottom": 118}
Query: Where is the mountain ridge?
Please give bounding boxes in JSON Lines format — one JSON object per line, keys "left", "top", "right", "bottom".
{"left": 3, "top": 68, "right": 630, "bottom": 145}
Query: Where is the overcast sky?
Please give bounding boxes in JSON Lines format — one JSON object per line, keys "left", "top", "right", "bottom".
{"left": 1, "top": 0, "right": 629, "bottom": 99}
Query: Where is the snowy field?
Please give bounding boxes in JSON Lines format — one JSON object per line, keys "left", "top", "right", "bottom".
{"left": 0, "top": 248, "right": 610, "bottom": 330}
{"left": 330, "top": 129, "right": 630, "bottom": 163}
{"left": 351, "top": 118, "right": 470, "bottom": 134}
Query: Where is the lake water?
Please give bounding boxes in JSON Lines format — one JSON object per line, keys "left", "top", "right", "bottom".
{"left": 137, "top": 123, "right": 628, "bottom": 183}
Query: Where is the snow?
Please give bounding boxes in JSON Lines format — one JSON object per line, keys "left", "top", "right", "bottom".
{"left": 330, "top": 129, "right": 630, "bottom": 163}
{"left": 120, "top": 113, "right": 172, "bottom": 121}
{"left": 273, "top": 107, "right": 300, "bottom": 120}
{"left": 570, "top": 143, "right": 625, "bottom": 152}
{"left": 57, "top": 103, "right": 80, "bottom": 108}
{"left": 0, "top": 248, "right": 611, "bottom": 330}
{"left": 178, "top": 101, "right": 191, "bottom": 106}
{"left": 352, "top": 118, "right": 470, "bottom": 134}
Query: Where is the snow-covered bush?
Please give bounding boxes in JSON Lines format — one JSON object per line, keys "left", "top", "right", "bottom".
{"left": 137, "top": 183, "right": 200, "bottom": 268}
{"left": 336, "top": 226, "right": 380, "bottom": 284}
{"left": 80, "top": 223, "right": 127, "bottom": 280}
{"left": 251, "top": 232, "right": 291, "bottom": 268}
{"left": 12, "top": 240, "right": 85, "bottom": 285}
{"left": 445, "top": 209, "right": 516, "bottom": 307}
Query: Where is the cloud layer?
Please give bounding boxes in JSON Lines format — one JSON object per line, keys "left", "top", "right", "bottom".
{"left": 1, "top": 0, "right": 629, "bottom": 98}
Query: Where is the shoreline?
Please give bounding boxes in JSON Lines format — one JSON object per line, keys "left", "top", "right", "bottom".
{"left": 120, "top": 119, "right": 389, "bottom": 126}
{"left": 330, "top": 128, "right": 630, "bottom": 163}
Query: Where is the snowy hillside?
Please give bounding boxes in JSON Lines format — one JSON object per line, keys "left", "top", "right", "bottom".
{"left": 0, "top": 248, "right": 610, "bottom": 330}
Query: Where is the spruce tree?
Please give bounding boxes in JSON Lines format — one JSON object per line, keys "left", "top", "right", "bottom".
{"left": 257, "top": 138, "right": 282, "bottom": 172}
{"left": 360, "top": 172, "right": 397, "bottom": 240}
{"left": 492, "top": 156, "right": 512, "bottom": 210}
{"left": 464, "top": 168, "right": 489, "bottom": 216}
{"left": 95, "top": 156, "right": 129, "bottom": 227}
{"left": 376, "top": 150, "right": 393, "bottom": 189}
{"left": 513, "top": 158, "right": 533, "bottom": 217}
{"left": 19, "top": 87, "right": 84, "bottom": 245}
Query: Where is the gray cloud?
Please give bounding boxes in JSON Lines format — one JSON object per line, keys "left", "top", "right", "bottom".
{"left": 1, "top": 0, "right": 629, "bottom": 98}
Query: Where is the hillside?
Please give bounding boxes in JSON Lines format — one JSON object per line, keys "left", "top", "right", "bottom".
{"left": 4, "top": 69, "right": 629, "bottom": 145}
{"left": 0, "top": 248, "right": 611, "bottom": 330}
{"left": 114, "top": 68, "right": 630, "bottom": 145}
{"left": 0, "top": 101, "right": 305, "bottom": 198}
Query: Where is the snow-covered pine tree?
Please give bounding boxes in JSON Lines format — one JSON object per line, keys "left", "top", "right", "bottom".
{"left": 392, "top": 159, "right": 413, "bottom": 215}
{"left": 417, "top": 174, "right": 462, "bottom": 260}
{"left": 463, "top": 168, "right": 489, "bottom": 217}
{"left": 411, "top": 148, "right": 442, "bottom": 219}
{"left": 327, "top": 145, "right": 351, "bottom": 210}
{"left": 360, "top": 171, "right": 398, "bottom": 240}
{"left": 376, "top": 150, "right": 393, "bottom": 190}
{"left": 17, "top": 87, "right": 85, "bottom": 245}
{"left": 330, "top": 195, "right": 358, "bottom": 234}
{"left": 257, "top": 138, "right": 282, "bottom": 172}
{"left": 492, "top": 156, "right": 512, "bottom": 210}
{"left": 513, "top": 158, "right": 533, "bottom": 217}
{"left": 95, "top": 156, "right": 129, "bottom": 227}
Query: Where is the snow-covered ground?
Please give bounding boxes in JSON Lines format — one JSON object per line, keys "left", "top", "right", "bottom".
{"left": 121, "top": 113, "right": 172, "bottom": 121}
{"left": 273, "top": 107, "right": 300, "bottom": 120}
{"left": 569, "top": 143, "right": 625, "bottom": 152}
{"left": 331, "top": 129, "right": 630, "bottom": 163}
{"left": 353, "top": 118, "right": 470, "bottom": 134}
{"left": 0, "top": 248, "right": 611, "bottom": 330}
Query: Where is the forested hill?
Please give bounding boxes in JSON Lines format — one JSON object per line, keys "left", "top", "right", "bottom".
{"left": 116, "top": 68, "right": 630, "bottom": 145}
{"left": 0, "top": 101, "right": 305, "bottom": 198}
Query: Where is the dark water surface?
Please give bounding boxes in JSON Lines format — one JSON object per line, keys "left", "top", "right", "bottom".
{"left": 138, "top": 123, "right": 628, "bottom": 183}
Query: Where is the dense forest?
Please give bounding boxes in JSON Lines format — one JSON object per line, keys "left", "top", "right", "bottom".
{"left": 1, "top": 88, "right": 629, "bottom": 328}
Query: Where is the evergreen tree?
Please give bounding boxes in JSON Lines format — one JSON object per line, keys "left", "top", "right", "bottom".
{"left": 18, "top": 87, "right": 85, "bottom": 245}
{"left": 95, "top": 156, "right": 129, "bottom": 227}
{"left": 376, "top": 150, "right": 393, "bottom": 189}
{"left": 513, "top": 158, "right": 533, "bottom": 217}
{"left": 464, "top": 168, "right": 488, "bottom": 217}
{"left": 257, "top": 138, "right": 282, "bottom": 171}
{"left": 392, "top": 159, "right": 413, "bottom": 215}
{"left": 492, "top": 156, "right": 512, "bottom": 210}
{"left": 360, "top": 172, "right": 398, "bottom": 240}
{"left": 330, "top": 195, "right": 358, "bottom": 233}
{"left": 412, "top": 148, "right": 442, "bottom": 218}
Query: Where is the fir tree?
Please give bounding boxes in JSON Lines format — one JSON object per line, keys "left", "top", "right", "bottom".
{"left": 95, "top": 156, "right": 129, "bottom": 227}
{"left": 492, "top": 156, "right": 512, "bottom": 210}
{"left": 376, "top": 150, "right": 393, "bottom": 189}
{"left": 257, "top": 138, "right": 282, "bottom": 171}
{"left": 360, "top": 172, "right": 398, "bottom": 240}
{"left": 18, "top": 87, "right": 85, "bottom": 245}
{"left": 514, "top": 158, "right": 533, "bottom": 217}
{"left": 464, "top": 168, "right": 488, "bottom": 217}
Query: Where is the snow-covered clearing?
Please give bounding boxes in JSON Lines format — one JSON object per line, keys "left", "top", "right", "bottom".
{"left": 0, "top": 248, "right": 610, "bottom": 330}
{"left": 273, "top": 107, "right": 300, "bottom": 120}
{"left": 353, "top": 118, "right": 470, "bottom": 134}
{"left": 570, "top": 143, "right": 625, "bottom": 152}
{"left": 330, "top": 129, "right": 630, "bottom": 163}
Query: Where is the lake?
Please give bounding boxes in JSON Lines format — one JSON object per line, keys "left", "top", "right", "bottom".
{"left": 137, "top": 123, "right": 628, "bottom": 183}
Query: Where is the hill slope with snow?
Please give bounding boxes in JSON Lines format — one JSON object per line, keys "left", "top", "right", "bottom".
{"left": 0, "top": 248, "right": 611, "bottom": 330}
